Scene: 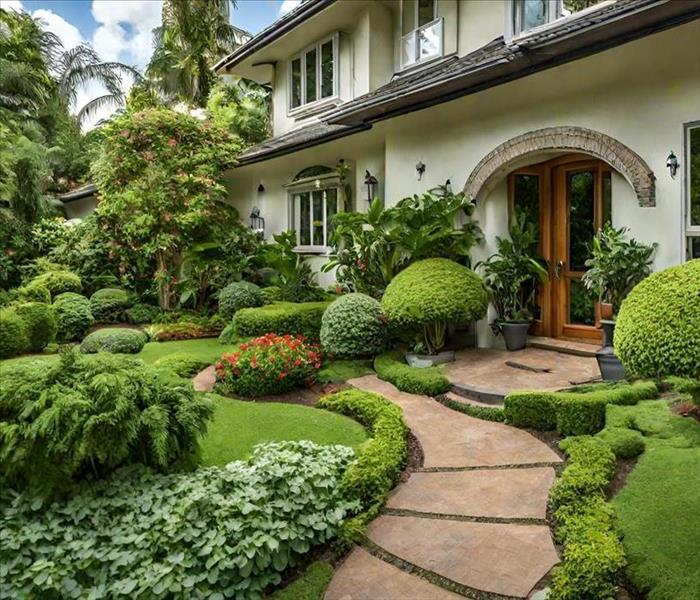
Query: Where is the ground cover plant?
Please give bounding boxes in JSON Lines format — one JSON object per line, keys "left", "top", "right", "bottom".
{"left": 152, "top": 352, "right": 210, "bottom": 378}
{"left": 0, "top": 442, "right": 356, "bottom": 599}
{"left": 320, "top": 293, "right": 387, "bottom": 358}
{"left": 374, "top": 350, "right": 450, "bottom": 396}
{"left": 233, "top": 301, "right": 330, "bottom": 340}
{"left": 317, "top": 359, "right": 374, "bottom": 384}
{"left": 80, "top": 327, "right": 148, "bottom": 354}
{"left": 267, "top": 561, "right": 334, "bottom": 600}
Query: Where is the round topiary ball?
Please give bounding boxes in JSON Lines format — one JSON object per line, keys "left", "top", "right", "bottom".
{"left": 80, "top": 327, "right": 148, "bottom": 354}
{"left": 614, "top": 259, "right": 700, "bottom": 379}
{"left": 0, "top": 308, "right": 29, "bottom": 358}
{"left": 15, "top": 302, "right": 57, "bottom": 352}
{"left": 53, "top": 292, "right": 95, "bottom": 342}
{"left": 218, "top": 281, "right": 264, "bottom": 320}
{"left": 320, "top": 293, "right": 387, "bottom": 357}
{"left": 382, "top": 258, "right": 489, "bottom": 326}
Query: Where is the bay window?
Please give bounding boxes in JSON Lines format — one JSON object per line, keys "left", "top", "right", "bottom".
{"left": 289, "top": 34, "right": 337, "bottom": 111}
{"left": 401, "top": 0, "right": 443, "bottom": 67}
{"left": 686, "top": 122, "right": 700, "bottom": 260}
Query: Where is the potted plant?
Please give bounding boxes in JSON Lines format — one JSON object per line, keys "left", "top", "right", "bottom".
{"left": 477, "top": 211, "right": 548, "bottom": 351}
{"left": 582, "top": 225, "right": 657, "bottom": 380}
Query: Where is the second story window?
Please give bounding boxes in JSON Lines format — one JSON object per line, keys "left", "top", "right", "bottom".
{"left": 401, "top": 0, "right": 443, "bottom": 68}
{"left": 289, "top": 34, "right": 338, "bottom": 112}
{"left": 511, "top": 1, "right": 608, "bottom": 37}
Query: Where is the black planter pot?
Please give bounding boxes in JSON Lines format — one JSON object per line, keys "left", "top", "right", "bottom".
{"left": 499, "top": 321, "right": 531, "bottom": 351}
{"left": 596, "top": 319, "right": 627, "bottom": 381}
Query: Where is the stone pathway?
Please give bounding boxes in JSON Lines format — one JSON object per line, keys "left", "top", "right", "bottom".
{"left": 325, "top": 375, "right": 562, "bottom": 600}
{"left": 193, "top": 365, "right": 216, "bottom": 392}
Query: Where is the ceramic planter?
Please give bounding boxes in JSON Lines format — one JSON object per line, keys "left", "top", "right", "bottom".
{"left": 405, "top": 350, "right": 456, "bottom": 368}
{"left": 499, "top": 321, "right": 531, "bottom": 351}
{"left": 599, "top": 302, "right": 614, "bottom": 320}
{"left": 596, "top": 319, "right": 627, "bottom": 380}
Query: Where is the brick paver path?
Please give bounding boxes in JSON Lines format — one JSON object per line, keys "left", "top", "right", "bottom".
{"left": 325, "top": 375, "right": 562, "bottom": 600}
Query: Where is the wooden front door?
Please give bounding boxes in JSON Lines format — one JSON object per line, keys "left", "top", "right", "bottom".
{"left": 509, "top": 155, "right": 611, "bottom": 342}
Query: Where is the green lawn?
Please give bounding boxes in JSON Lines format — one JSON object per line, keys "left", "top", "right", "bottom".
{"left": 317, "top": 359, "right": 374, "bottom": 383}
{"left": 200, "top": 393, "right": 368, "bottom": 466}
{"left": 267, "top": 561, "right": 334, "bottom": 600}
{"left": 137, "top": 337, "right": 239, "bottom": 365}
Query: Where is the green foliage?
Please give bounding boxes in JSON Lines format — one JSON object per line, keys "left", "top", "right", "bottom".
{"left": 374, "top": 351, "right": 451, "bottom": 396}
{"left": 0, "top": 441, "right": 355, "bottom": 598}
{"left": 581, "top": 224, "right": 656, "bottom": 313}
{"left": 233, "top": 301, "right": 331, "bottom": 341}
{"left": 381, "top": 258, "right": 488, "bottom": 353}
{"left": 267, "top": 561, "right": 334, "bottom": 600}
{"left": 126, "top": 302, "right": 162, "bottom": 324}
{"left": 89, "top": 287, "right": 132, "bottom": 323}
{"left": 147, "top": 321, "right": 224, "bottom": 342}
{"left": 325, "top": 185, "right": 482, "bottom": 297}
{"left": 52, "top": 292, "right": 94, "bottom": 342}
{"left": 595, "top": 427, "right": 645, "bottom": 458}
{"left": 318, "top": 389, "right": 407, "bottom": 543}
{"left": 439, "top": 394, "right": 507, "bottom": 422}
{"left": 14, "top": 302, "right": 56, "bottom": 352}
{"left": 317, "top": 359, "right": 374, "bottom": 384}
{"left": 80, "top": 327, "right": 148, "bottom": 354}
{"left": 0, "top": 351, "right": 213, "bottom": 493}
{"left": 320, "top": 293, "right": 387, "bottom": 358}
{"left": 207, "top": 80, "right": 271, "bottom": 145}
{"left": 0, "top": 209, "right": 35, "bottom": 289}
{"left": 26, "top": 269, "right": 81, "bottom": 297}
{"left": 218, "top": 322, "right": 237, "bottom": 344}
{"left": 152, "top": 352, "right": 209, "bottom": 378}
{"left": 0, "top": 307, "right": 29, "bottom": 358}
{"left": 260, "top": 285, "right": 282, "bottom": 303}
{"left": 218, "top": 280, "right": 264, "bottom": 320}
{"left": 504, "top": 381, "right": 658, "bottom": 435}
{"left": 664, "top": 376, "right": 700, "bottom": 405}
{"left": 615, "top": 260, "right": 700, "bottom": 379}
{"left": 17, "top": 282, "right": 50, "bottom": 304}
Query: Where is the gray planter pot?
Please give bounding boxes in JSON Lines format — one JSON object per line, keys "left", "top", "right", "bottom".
{"left": 597, "top": 319, "right": 626, "bottom": 380}
{"left": 405, "top": 350, "right": 456, "bottom": 368}
{"left": 499, "top": 321, "right": 531, "bottom": 351}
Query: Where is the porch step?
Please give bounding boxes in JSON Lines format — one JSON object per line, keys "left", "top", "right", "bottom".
{"left": 527, "top": 336, "right": 598, "bottom": 358}
{"left": 448, "top": 385, "right": 505, "bottom": 405}
{"left": 443, "top": 391, "right": 504, "bottom": 408}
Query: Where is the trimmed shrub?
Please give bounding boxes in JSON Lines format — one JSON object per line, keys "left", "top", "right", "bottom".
{"left": 0, "top": 351, "right": 213, "bottom": 493}
{"left": 374, "top": 351, "right": 451, "bottom": 396}
{"left": 27, "top": 270, "right": 82, "bottom": 296}
{"left": 147, "top": 321, "right": 222, "bottom": 342}
{"left": 17, "top": 283, "right": 51, "bottom": 304}
{"left": 318, "top": 389, "right": 407, "bottom": 543}
{"left": 14, "top": 302, "right": 57, "bottom": 352}
{"left": 153, "top": 353, "right": 209, "bottom": 378}
{"left": 438, "top": 393, "right": 506, "bottom": 422}
{"left": 233, "top": 301, "right": 331, "bottom": 340}
{"left": 126, "top": 303, "right": 161, "bottom": 324}
{"left": 218, "top": 281, "right": 264, "bottom": 320}
{"left": 53, "top": 292, "right": 94, "bottom": 342}
{"left": 218, "top": 322, "right": 237, "bottom": 344}
{"left": 504, "top": 381, "right": 658, "bottom": 435}
{"left": 80, "top": 328, "right": 148, "bottom": 354}
{"left": 615, "top": 260, "right": 700, "bottom": 379}
{"left": 320, "top": 293, "right": 387, "bottom": 358}
{"left": 215, "top": 333, "right": 321, "bottom": 397}
{"left": 0, "top": 308, "right": 29, "bottom": 358}
{"left": 596, "top": 427, "right": 645, "bottom": 458}
{"left": 0, "top": 288, "right": 19, "bottom": 308}
{"left": 90, "top": 288, "right": 132, "bottom": 323}
{"left": 381, "top": 258, "right": 488, "bottom": 353}
{"left": 260, "top": 285, "right": 282, "bottom": 304}
{"left": 0, "top": 442, "right": 354, "bottom": 598}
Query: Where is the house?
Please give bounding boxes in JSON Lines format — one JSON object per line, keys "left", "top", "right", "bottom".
{"left": 58, "top": 183, "right": 98, "bottom": 219}
{"left": 216, "top": 0, "right": 700, "bottom": 348}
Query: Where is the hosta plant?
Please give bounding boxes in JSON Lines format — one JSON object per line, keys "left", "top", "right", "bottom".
{"left": 215, "top": 333, "right": 321, "bottom": 397}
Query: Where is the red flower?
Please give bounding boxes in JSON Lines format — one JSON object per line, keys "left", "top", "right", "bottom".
{"left": 167, "top": 138, "right": 178, "bottom": 147}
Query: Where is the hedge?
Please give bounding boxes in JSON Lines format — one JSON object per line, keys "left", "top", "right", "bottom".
{"left": 52, "top": 292, "right": 94, "bottom": 342}
{"left": 320, "top": 293, "right": 387, "bottom": 358}
{"left": 0, "top": 308, "right": 29, "bottom": 358}
{"left": 14, "top": 302, "right": 57, "bottom": 352}
{"left": 80, "top": 328, "right": 148, "bottom": 354}
{"left": 147, "top": 321, "right": 223, "bottom": 342}
{"left": 26, "top": 270, "right": 82, "bottom": 296}
{"left": 90, "top": 288, "right": 132, "bottom": 323}
{"left": 152, "top": 353, "right": 210, "bottom": 378}
{"left": 374, "top": 351, "right": 451, "bottom": 396}
{"left": 438, "top": 393, "right": 506, "bottom": 422}
{"left": 17, "top": 283, "right": 50, "bottom": 304}
{"left": 548, "top": 436, "right": 625, "bottom": 600}
{"left": 233, "top": 301, "right": 331, "bottom": 341}
{"left": 595, "top": 427, "right": 645, "bottom": 459}
{"left": 504, "top": 381, "right": 658, "bottom": 435}
{"left": 318, "top": 389, "right": 407, "bottom": 544}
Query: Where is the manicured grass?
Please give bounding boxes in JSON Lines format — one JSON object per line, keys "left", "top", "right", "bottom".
{"left": 136, "top": 337, "right": 240, "bottom": 366}
{"left": 200, "top": 393, "right": 368, "bottom": 466}
{"left": 267, "top": 561, "right": 334, "bottom": 600}
{"left": 317, "top": 359, "right": 374, "bottom": 383}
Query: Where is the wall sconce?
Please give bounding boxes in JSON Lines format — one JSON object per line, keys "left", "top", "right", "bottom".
{"left": 444, "top": 178, "right": 452, "bottom": 194}
{"left": 257, "top": 183, "right": 265, "bottom": 193}
{"left": 364, "top": 170, "right": 378, "bottom": 203}
{"left": 416, "top": 161, "right": 426, "bottom": 181}
{"left": 249, "top": 206, "right": 265, "bottom": 236}
{"left": 666, "top": 151, "right": 679, "bottom": 177}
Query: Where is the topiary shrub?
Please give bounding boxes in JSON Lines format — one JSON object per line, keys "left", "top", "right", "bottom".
{"left": 260, "top": 285, "right": 282, "bottom": 304}
{"left": 374, "top": 351, "right": 451, "bottom": 396}
{"left": 126, "top": 302, "right": 161, "bottom": 324}
{"left": 218, "top": 281, "right": 264, "bottom": 320}
{"left": 218, "top": 322, "right": 237, "bottom": 344}
{"left": 80, "top": 328, "right": 148, "bottom": 354}
{"left": 320, "top": 293, "right": 387, "bottom": 358}
{"left": 14, "top": 302, "right": 57, "bottom": 352}
{"left": 233, "top": 301, "right": 331, "bottom": 341}
{"left": 89, "top": 288, "right": 132, "bottom": 323}
{"left": 615, "top": 259, "right": 700, "bottom": 379}
{"left": 53, "top": 292, "right": 94, "bottom": 342}
{"left": 147, "top": 321, "right": 223, "bottom": 342}
{"left": 0, "top": 308, "right": 29, "bottom": 358}
{"left": 17, "top": 283, "right": 51, "bottom": 304}
{"left": 153, "top": 353, "right": 209, "bottom": 378}
{"left": 27, "top": 270, "right": 82, "bottom": 296}
{"left": 381, "top": 258, "right": 488, "bottom": 353}
{"left": 596, "top": 427, "right": 645, "bottom": 459}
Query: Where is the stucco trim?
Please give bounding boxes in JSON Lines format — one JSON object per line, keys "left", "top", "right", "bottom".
{"left": 463, "top": 126, "right": 656, "bottom": 207}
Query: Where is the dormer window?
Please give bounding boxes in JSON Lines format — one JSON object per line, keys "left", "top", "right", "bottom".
{"left": 401, "top": 0, "right": 443, "bottom": 68}
{"left": 511, "top": 1, "right": 609, "bottom": 37}
{"left": 289, "top": 33, "right": 338, "bottom": 112}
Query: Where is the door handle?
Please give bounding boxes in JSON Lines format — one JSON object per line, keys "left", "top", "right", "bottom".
{"left": 554, "top": 260, "right": 565, "bottom": 280}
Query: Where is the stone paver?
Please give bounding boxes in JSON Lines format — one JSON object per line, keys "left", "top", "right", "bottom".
{"left": 324, "top": 547, "right": 464, "bottom": 600}
{"left": 192, "top": 365, "right": 216, "bottom": 392}
{"left": 386, "top": 467, "right": 555, "bottom": 519}
{"left": 347, "top": 375, "right": 561, "bottom": 468}
{"left": 367, "top": 515, "right": 559, "bottom": 598}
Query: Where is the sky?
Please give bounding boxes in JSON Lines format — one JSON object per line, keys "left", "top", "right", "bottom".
{"left": 1, "top": 0, "right": 303, "bottom": 127}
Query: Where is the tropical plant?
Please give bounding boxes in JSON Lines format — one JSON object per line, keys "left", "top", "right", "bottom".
{"left": 581, "top": 224, "right": 656, "bottom": 314}
{"left": 477, "top": 210, "right": 548, "bottom": 322}
{"left": 0, "top": 208, "right": 35, "bottom": 289}
{"left": 207, "top": 79, "right": 271, "bottom": 145}
{"left": 262, "top": 231, "right": 325, "bottom": 302}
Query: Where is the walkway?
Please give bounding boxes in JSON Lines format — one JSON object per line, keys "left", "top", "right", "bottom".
{"left": 325, "top": 375, "right": 562, "bottom": 600}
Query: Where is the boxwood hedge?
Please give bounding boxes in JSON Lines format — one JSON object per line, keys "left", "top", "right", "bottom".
{"left": 218, "top": 281, "right": 264, "bottom": 320}
{"left": 233, "top": 301, "right": 330, "bottom": 341}
{"left": 374, "top": 351, "right": 451, "bottom": 396}
{"left": 90, "top": 288, "right": 132, "bottom": 323}
{"left": 26, "top": 270, "right": 82, "bottom": 297}
{"left": 52, "top": 292, "right": 94, "bottom": 342}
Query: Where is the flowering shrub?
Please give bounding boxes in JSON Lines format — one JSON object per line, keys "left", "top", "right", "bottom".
{"left": 215, "top": 333, "right": 322, "bottom": 397}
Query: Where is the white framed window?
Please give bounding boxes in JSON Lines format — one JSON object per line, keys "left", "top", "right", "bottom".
{"left": 509, "top": 1, "right": 610, "bottom": 38}
{"left": 401, "top": 0, "right": 443, "bottom": 68}
{"left": 286, "top": 171, "right": 342, "bottom": 252}
{"left": 288, "top": 33, "right": 338, "bottom": 112}
{"left": 685, "top": 121, "right": 700, "bottom": 260}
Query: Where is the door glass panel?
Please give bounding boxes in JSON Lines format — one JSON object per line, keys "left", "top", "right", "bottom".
{"left": 305, "top": 48, "right": 317, "bottom": 103}
{"left": 402, "top": 32, "right": 416, "bottom": 66}
{"left": 602, "top": 170, "right": 612, "bottom": 227}
{"left": 567, "top": 170, "right": 595, "bottom": 271}
{"left": 290, "top": 58, "right": 301, "bottom": 108}
{"left": 312, "top": 190, "right": 324, "bottom": 246}
{"left": 298, "top": 193, "right": 310, "bottom": 246}
{"left": 325, "top": 188, "right": 338, "bottom": 240}
{"left": 320, "top": 40, "right": 334, "bottom": 98}
{"left": 513, "top": 173, "right": 540, "bottom": 240}
{"left": 569, "top": 279, "right": 596, "bottom": 326}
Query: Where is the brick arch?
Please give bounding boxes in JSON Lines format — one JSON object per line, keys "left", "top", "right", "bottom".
{"left": 464, "top": 126, "right": 656, "bottom": 207}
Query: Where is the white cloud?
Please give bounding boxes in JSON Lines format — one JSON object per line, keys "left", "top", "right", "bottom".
{"left": 2, "top": 0, "right": 24, "bottom": 12}
{"left": 33, "top": 8, "right": 84, "bottom": 50}
{"left": 279, "top": 0, "right": 302, "bottom": 17}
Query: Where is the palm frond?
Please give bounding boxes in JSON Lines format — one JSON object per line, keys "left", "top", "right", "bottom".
{"left": 76, "top": 94, "right": 121, "bottom": 125}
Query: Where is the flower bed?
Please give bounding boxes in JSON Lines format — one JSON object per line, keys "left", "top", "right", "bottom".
{"left": 215, "top": 333, "right": 321, "bottom": 397}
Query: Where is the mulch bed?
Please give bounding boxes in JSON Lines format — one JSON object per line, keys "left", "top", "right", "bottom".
{"left": 401, "top": 431, "right": 424, "bottom": 482}
{"left": 525, "top": 428, "right": 565, "bottom": 462}
{"left": 608, "top": 457, "right": 639, "bottom": 499}
{"left": 251, "top": 382, "right": 352, "bottom": 406}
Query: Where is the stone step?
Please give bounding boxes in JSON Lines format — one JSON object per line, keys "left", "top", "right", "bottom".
{"left": 448, "top": 385, "right": 505, "bottom": 404}
{"left": 527, "top": 336, "right": 598, "bottom": 358}
{"left": 444, "top": 390, "right": 503, "bottom": 408}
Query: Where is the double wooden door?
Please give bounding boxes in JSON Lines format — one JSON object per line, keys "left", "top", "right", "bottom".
{"left": 509, "top": 155, "right": 611, "bottom": 342}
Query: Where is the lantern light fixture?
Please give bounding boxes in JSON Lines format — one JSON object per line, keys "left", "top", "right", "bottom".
{"left": 364, "top": 170, "right": 378, "bottom": 203}
{"left": 416, "top": 160, "right": 426, "bottom": 181}
{"left": 666, "top": 151, "right": 679, "bottom": 178}
{"left": 257, "top": 183, "right": 265, "bottom": 193}
{"left": 249, "top": 207, "right": 265, "bottom": 236}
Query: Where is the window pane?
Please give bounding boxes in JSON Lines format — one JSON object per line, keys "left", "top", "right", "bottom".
{"left": 402, "top": 0, "right": 416, "bottom": 35}
{"left": 563, "top": 0, "right": 606, "bottom": 16}
{"left": 312, "top": 190, "right": 324, "bottom": 246}
{"left": 602, "top": 171, "right": 612, "bottom": 227}
{"left": 418, "top": 0, "right": 434, "bottom": 27}
{"left": 516, "top": 0, "right": 548, "bottom": 31}
{"left": 513, "top": 173, "right": 540, "bottom": 242}
{"left": 690, "top": 126, "right": 700, "bottom": 226}
{"left": 298, "top": 193, "right": 310, "bottom": 246}
{"left": 688, "top": 236, "right": 700, "bottom": 260}
{"left": 569, "top": 279, "right": 596, "bottom": 326}
{"left": 291, "top": 58, "right": 301, "bottom": 108}
{"left": 321, "top": 40, "right": 334, "bottom": 98}
{"left": 305, "top": 48, "right": 317, "bottom": 103}
{"left": 567, "top": 170, "right": 595, "bottom": 271}
{"left": 418, "top": 19, "right": 441, "bottom": 61}
{"left": 402, "top": 32, "right": 416, "bottom": 66}
{"left": 325, "top": 188, "right": 338, "bottom": 242}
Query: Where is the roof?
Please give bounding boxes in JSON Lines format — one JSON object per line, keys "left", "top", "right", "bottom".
{"left": 58, "top": 183, "right": 97, "bottom": 203}
{"left": 235, "top": 0, "right": 700, "bottom": 166}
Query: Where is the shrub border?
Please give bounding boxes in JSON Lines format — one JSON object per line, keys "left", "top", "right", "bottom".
{"left": 374, "top": 351, "right": 450, "bottom": 396}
